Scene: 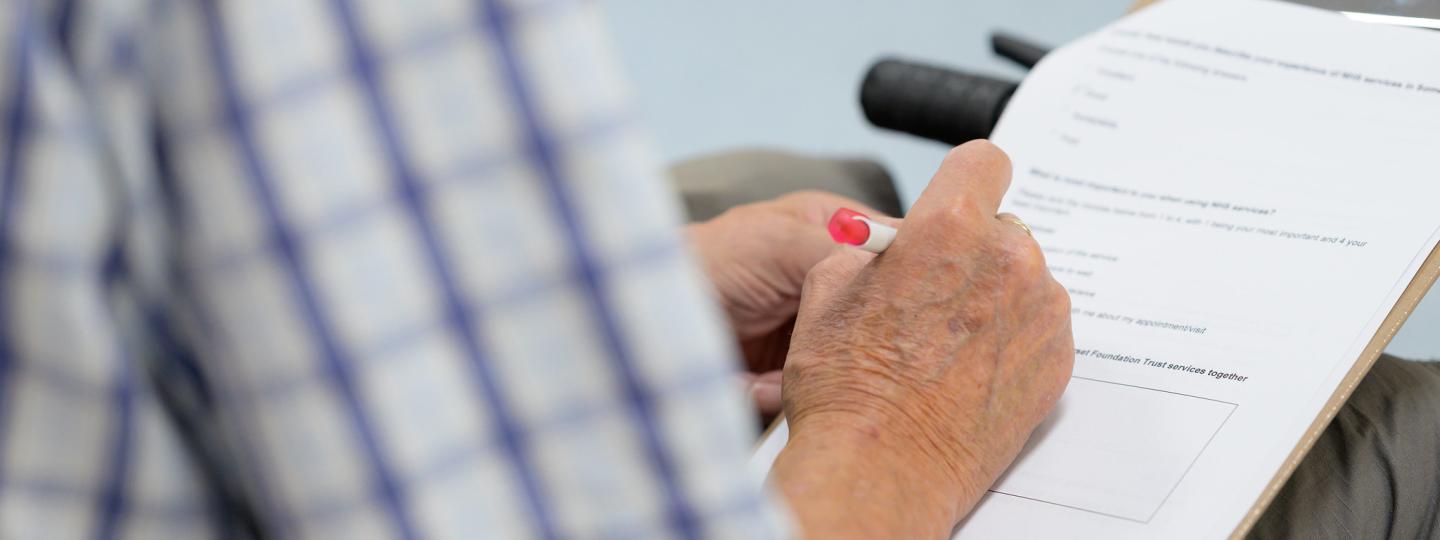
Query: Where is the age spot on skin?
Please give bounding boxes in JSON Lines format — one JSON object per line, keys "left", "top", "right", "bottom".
{"left": 948, "top": 316, "right": 967, "bottom": 335}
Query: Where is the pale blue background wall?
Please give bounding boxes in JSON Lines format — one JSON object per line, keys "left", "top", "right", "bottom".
{"left": 601, "top": 1, "right": 1439, "bottom": 359}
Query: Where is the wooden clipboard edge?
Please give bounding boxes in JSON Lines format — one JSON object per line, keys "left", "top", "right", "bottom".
{"left": 1226, "top": 242, "right": 1440, "bottom": 538}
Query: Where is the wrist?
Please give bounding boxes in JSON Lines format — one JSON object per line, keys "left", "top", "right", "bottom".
{"left": 772, "top": 416, "right": 973, "bottom": 539}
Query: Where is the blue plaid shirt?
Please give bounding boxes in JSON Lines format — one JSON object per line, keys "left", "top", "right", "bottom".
{"left": 0, "top": 0, "right": 785, "bottom": 538}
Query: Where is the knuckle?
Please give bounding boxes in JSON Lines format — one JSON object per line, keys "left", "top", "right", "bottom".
{"left": 1039, "top": 283, "right": 1073, "bottom": 329}
{"left": 1046, "top": 354, "right": 1075, "bottom": 400}
{"left": 1054, "top": 331, "right": 1077, "bottom": 373}
{"left": 1053, "top": 277, "right": 1071, "bottom": 301}
{"left": 1018, "top": 245, "right": 1045, "bottom": 275}
{"left": 1052, "top": 282, "right": 1073, "bottom": 315}
{"left": 812, "top": 251, "right": 848, "bottom": 274}
{"left": 1031, "top": 318, "right": 1076, "bottom": 402}
{"left": 998, "top": 236, "right": 1044, "bottom": 275}
{"left": 802, "top": 258, "right": 836, "bottom": 291}
{"left": 803, "top": 251, "right": 857, "bottom": 291}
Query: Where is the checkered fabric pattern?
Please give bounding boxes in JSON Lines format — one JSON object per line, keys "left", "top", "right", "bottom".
{"left": 0, "top": 0, "right": 786, "bottom": 538}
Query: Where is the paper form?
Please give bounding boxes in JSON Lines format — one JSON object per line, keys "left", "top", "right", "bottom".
{"left": 752, "top": 0, "right": 1440, "bottom": 537}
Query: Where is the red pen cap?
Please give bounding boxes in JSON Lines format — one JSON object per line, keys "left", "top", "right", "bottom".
{"left": 827, "top": 208, "right": 871, "bottom": 246}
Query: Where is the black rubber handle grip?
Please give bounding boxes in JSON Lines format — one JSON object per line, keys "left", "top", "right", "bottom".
{"left": 991, "top": 32, "right": 1051, "bottom": 70}
{"left": 860, "top": 58, "right": 1020, "bottom": 146}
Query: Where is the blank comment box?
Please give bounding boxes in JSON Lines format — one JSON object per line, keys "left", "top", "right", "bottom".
{"left": 990, "top": 377, "right": 1236, "bottom": 522}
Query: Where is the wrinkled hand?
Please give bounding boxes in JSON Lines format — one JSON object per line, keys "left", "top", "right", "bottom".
{"left": 688, "top": 191, "right": 883, "bottom": 413}
{"left": 772, "top": 141, "right": 1075, "bottom": 539}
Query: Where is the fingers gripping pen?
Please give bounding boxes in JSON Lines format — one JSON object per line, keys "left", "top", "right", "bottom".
{"left": 827, "top": 208, "right": 898, "bottom": 254}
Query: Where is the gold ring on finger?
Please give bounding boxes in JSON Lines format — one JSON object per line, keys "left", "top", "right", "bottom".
{"left": 997, "top": 214, "right": 1033, "bottom": 237}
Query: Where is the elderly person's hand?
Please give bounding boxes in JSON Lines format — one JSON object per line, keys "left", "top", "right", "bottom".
{"left": 772, "top": 141, "right": 1075, "bottom": 539}
{"left": 688, "top": 191, "right": 886, "bottom": 414}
